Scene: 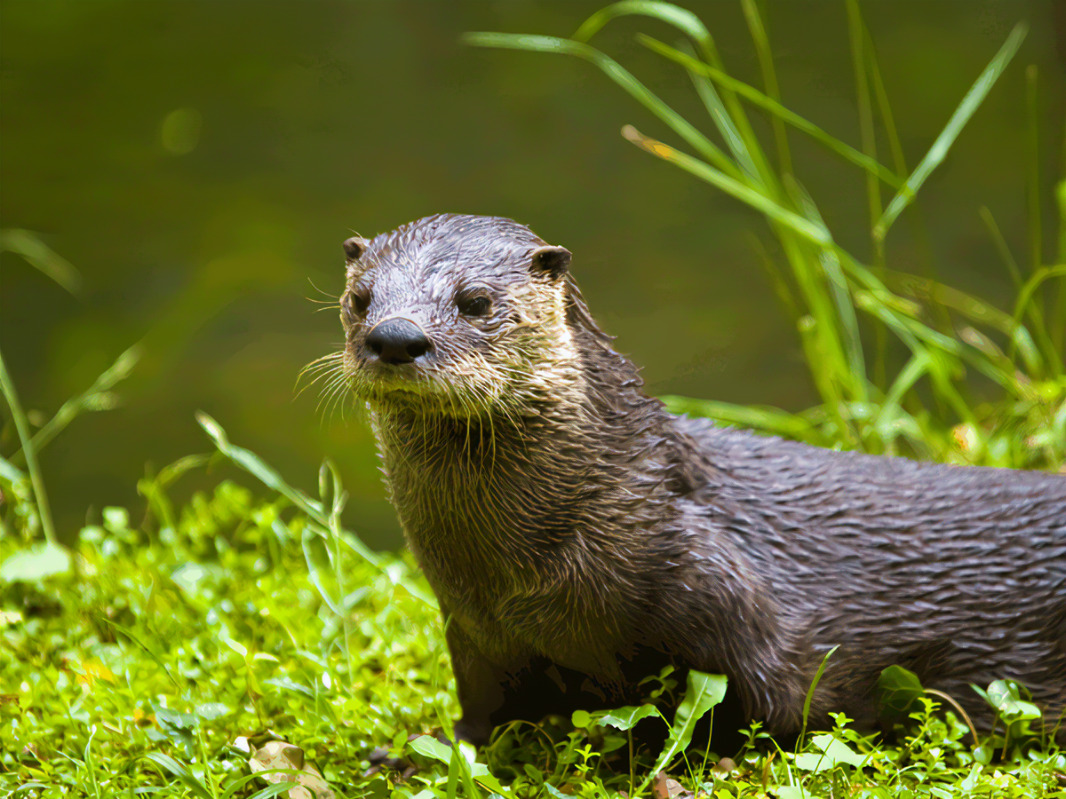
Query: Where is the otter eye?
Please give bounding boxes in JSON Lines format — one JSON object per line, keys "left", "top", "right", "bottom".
{"left": 343, "top": 285, "right": 371, "bottom": 322}
{"left": 456, "top": 291, "right": 492, "bottom": 318}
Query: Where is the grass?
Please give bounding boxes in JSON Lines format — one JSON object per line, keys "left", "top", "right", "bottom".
{"left": 3, "top": 0, "right": 1066, "bottom": 796}
{"left": 3, "top": 441, "right": 1065, "bottom": 797}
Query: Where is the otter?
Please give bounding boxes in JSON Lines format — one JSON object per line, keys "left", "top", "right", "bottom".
{"left": 334, "top": 213, "right": 1066, "bottom": 746}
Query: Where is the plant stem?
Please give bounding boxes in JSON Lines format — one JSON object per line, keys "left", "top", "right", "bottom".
{"left": 0, "top": 346, "right": 58, "bottom": 545}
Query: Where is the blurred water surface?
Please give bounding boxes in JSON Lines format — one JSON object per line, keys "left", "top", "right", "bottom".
{"left": 1, "top": 1, "right": 1063, "bottom": 546}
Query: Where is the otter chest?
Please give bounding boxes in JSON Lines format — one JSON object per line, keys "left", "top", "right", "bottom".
{"left": 396, "top": 492, "right": 630, "bottom": 676}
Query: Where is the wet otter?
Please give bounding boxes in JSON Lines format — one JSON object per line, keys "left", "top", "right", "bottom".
{"left": 334, "top": 213, "right": 1066, "bottom": 745}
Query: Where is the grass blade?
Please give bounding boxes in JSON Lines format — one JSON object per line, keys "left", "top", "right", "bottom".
{"left": 197, "top": 412, "right": 437, "bottom": 606}
{"left": 197, "top": 412, "right": 326, "bottom": 520}
{"left": 144, "top": 752, "right": 214, "bottom": 799}
{"left": 1026, "top": 65, "right": 1042, "bottom": 273}
{"left": 14, "top": 345, "right": 142, "bottom": 461}
{"left": 741, "top": 0, "right": 791, "bottom": 176}
{"left": 636, "top": 35, "right": 900, "bottom": 188}
{"left": 787, "top": 177, "right": 868, "bottom": 397}
{"left": 463, "top": 31, "right": 743, "bottom": 181}
{"left": 0, "top": 229, "right": 82, "bottom": 294}
{"left": 572, "top": 0, "right": 709, "bottom": 44}
{"left": 621, "top": 125, "right": 831, "bottom": 247}
{"left": 798, "top": 645, "right": 839, "bottom": 746}
{"left": 99, "top": 617, "right": 182, "bottom": 688}
{"left": 1013, "top": 265, "right": 1066, "bottom": 377}
{"left": 0, "top": 348, "right": 57, "bottom": 545}
{"left": 662, "top": 395, "right": 820, "bottom": 441}
{"left": 846, "top": 0, "right": 882, "bottom": 250}
{"left": 197, "top": 412, "right": 381, "bottom": 566}
{"left": 571, "top": 0, "right": 774, "bottom": 191}
{"left": 680, "top": 39, "right": 762, "bottom": 182}
{"left": 875, "top": 23, "right": 1027, "bottom": 242}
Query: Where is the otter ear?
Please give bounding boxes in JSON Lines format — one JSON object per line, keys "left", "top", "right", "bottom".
{"left": 530, "top": 245, "right": 572, "bottom": 279}
{"left": 342, "top": 236, "right": 369, "bottom": 263}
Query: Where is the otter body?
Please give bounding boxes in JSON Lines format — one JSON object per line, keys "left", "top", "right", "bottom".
{"left": 337, "top": 214, "right": 1066, "bottom": 744}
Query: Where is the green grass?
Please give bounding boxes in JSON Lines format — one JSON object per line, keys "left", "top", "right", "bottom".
{"left": 3, "top": 447, "right": 1065, "bottom": 797}
{"left": 4, "top": 0, "right": 1066, "bottom": 795}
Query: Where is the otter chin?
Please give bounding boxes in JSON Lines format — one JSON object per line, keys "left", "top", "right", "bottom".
{"left": 331, "top": 213, "right": 1066, "bottom": 747}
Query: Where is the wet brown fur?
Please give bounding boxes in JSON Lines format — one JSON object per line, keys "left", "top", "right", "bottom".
{"left": 328, "top": 214, "right": 1066, "bottom": 745}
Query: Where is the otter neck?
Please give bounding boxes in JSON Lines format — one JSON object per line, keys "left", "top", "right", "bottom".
{"left": 371, "top": 349, "right": 681, "bottom": 572}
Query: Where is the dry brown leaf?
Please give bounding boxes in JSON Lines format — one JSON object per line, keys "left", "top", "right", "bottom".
{"left": 248, "top": 739, "right": 336, "bottom": 799}
{"left": 652, "top": 771, "right": 693, "bottom": 799}
{"left": 713, "top": 756, "right": 737, "bottom": 773}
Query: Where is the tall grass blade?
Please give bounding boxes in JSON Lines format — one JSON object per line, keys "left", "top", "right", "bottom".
{"left": 799, "top": 645, "right": 840, "bottom": 747}
{"left": 636, "top": 36, "right": 900, "bottom": 188}
{"left": 463, "top": 31, "right": 742, "bottom": 180}
{"left": 196, "top": 412, "right": 437, "bottom": 606}
{"left": 662, "top": 395, "right": 819, "bottom": 440}
{"left": 197, "top": 411, "right": 380, "bottom": 567}
{"left": 621, "top": 125, "right": 831, "bottom": 246}
{"left": 99, "top": 618, "right": 181, "bottom": 688}
{"left": 0, "top": 348, "right": 57, "bottom": 545}
{"left": 741, "top": 0, "right": 791, "bottom": 176}
{"left": 12, "top": 345, "right": 142, "bottom": 461}
{"left": 861, "top": 23, "right": 907, "bottom": 181}
{"left": 572, "top": 0, "right": 708, "bottom": 44}
{"left": 875, "top": 23, "right": 1027, "bottom": 242}
{"left": 1055, "top": 181, "right": 1066, "bottom": 348}
{"left": 198, "top": 412, "right": 327, "bottom": 519}
{"left": 846, "top": 0, "right": 882, "bottom": 251}
{"left": 787, "top": 177, "right": 867, "bottom": 396}
{"left": 1013, "top": 265, "right": 1066, "bottom": 377}
{"left": 678, "top": 39, "right": 761, "bottom": 182}
{"left": 980, "top": 206, "right": 1024, "bottom": 287}
{"left": 0, "top": 229, "right": 82, "bottom": 294}
{"left": 571, "top": 0, "right": 779, "bottom": 188}
{"left": 1026, "top": 65, "right": 1042, "bottom": 273}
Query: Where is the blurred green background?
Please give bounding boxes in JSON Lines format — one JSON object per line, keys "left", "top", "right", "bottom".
{"left": 2, "top": 1, "right": 1063, "bottom": 548}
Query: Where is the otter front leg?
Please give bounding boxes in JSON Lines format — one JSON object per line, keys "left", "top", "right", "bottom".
{"left": 445, "top": 620, "right": 513, "bottom": 745}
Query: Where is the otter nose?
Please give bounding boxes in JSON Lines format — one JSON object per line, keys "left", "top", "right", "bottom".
{"left": 365, "top": 318, "right": 431, "bottom": 365}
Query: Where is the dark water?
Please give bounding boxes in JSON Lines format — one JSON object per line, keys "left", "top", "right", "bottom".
{"left": 1, "top": 1, "right": 1063, "bottom": 547}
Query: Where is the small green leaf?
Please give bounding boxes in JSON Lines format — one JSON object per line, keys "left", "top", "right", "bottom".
{"left": 983, "top": 679, "right": 1042, "bottom": 723}
{"left": 407, "top": 734, "right": 453, "bottom": 765}
{"left": 959, "top": 763, "right": 984, "bottom": 793}
{"left": 0, "top": 542, "right": 71, "bottom": 583}
{"left": 877, "top": 664, "right": 925, "bottom": 718}
{"left": 586, "top": 704, "right": 659, "bottom": 732}
{"left": 638, "top": 670, "right": 727, "bottom": 793}
{"left": 793, "top": 733, "right": 867, "bottom": 772}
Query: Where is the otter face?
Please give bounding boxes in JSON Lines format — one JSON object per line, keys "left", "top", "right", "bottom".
{"left": 336, "top": 214, "right": 577, "bottom": 417}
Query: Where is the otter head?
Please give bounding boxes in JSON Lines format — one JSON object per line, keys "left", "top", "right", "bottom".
{"left": 339, "top": 214, "right": 595, "bottom": 418}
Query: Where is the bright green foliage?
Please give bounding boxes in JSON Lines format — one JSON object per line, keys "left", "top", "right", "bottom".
{"left": 4, "top": 471, "right": 1065, "bottom": 796}
{"left": 1, "top": 484, "right": 449, "bottom": 797}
